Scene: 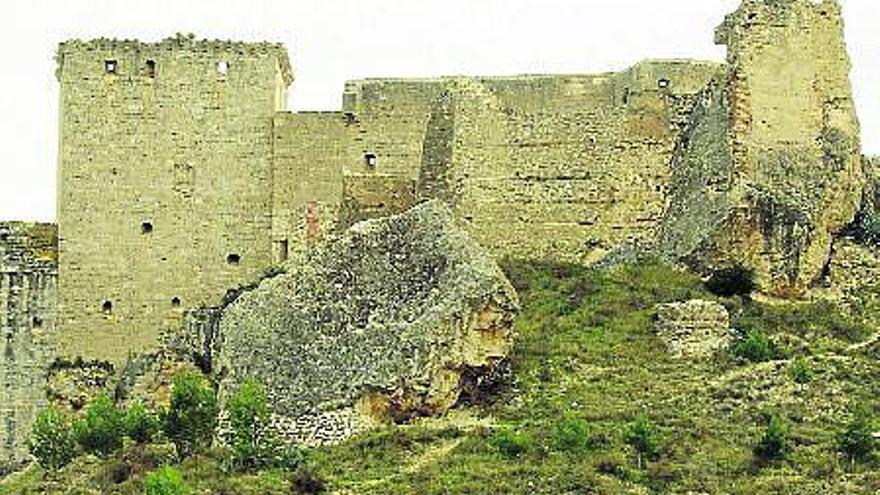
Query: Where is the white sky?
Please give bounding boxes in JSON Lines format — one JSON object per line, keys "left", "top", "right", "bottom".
{"left": 1, "top": 0, "right": 877, "bottom": 221}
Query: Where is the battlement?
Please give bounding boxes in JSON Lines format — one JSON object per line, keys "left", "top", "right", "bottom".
{"left": 56, "top": 33, "right": 293, "bottom": 85}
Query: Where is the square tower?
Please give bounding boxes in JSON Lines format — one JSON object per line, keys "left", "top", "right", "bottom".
{"left": 56, "top": 34, "right": 293, "bottom": 364}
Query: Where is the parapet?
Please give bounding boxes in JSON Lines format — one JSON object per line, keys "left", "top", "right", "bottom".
{"left": 55, "top": 33, "right": 293, "bottom": 85}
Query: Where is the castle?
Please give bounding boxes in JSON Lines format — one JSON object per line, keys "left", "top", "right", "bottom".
{"left": 0, "top": 0, "right": 872, "bottom": 471}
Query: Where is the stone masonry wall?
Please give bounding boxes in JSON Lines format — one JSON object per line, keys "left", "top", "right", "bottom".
{"left": 322, "top": 61, "right": 722, "bottom": 263}
{"left": 0, "top": 223, "right": 57, "bottom": 474}
{"left": 56, "top": 35, "right": 292, "bottom": 365}
{"left": 271, "top": 112, "right": 349, "bottom": 261}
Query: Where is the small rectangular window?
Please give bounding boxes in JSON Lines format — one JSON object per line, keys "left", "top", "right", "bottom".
{"left": 364, "top": 153, "right": 377, "bottom": 168}
{"left": 105, "top": 60, "right": 118, "bottom": 74}
{"left": 145, "top": 60, "right": 156, "bottom": 78}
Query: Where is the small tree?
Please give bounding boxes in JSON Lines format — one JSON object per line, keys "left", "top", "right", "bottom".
{"left": 837, "top": 412, "right": 876, "bottom": 468}
{"left": 73, "top": 394, "right": 126, "bottom": 457}
{"left": 163, "top": 371, "right": 218, "bottom": 458}
{"left": 625, "top": 415, "right": 661, "bottom": 469}
{"left": 125, "top": 402, "right": 159, "bottom": 444}
{"left": 788, "top": 357, "right": 813, "bottom": 384}
{"left": 144, "top": 466, "right": 189, "bottom": 495}
{"left": 755, "top": 414, "right": 788, "bottom": 461}
{"left": 554, "top": 417, "right": 591, "bottom": 454}
{"left": 730, "top": 328, "right": 779, "bottom": 363}
{"left": 29, "top": 405, "right": 76, "bottom": 469}
{"left": 226, "top": 380, "right": 283, "bottom": 471}
{"left": 488, "top": 427, "right": 533, "bottom": 458}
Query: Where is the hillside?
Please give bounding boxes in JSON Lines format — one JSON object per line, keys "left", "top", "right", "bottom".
{"left": 3, "top": 258, "right": 880, "bottom": 494}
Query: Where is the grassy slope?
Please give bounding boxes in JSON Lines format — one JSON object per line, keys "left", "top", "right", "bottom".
{"left": 4, "top": 260, "right": 880, "bottom": 494}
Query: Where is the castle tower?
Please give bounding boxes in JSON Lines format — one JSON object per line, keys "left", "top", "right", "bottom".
{"left": 713, "top": 0, "right": 864, "bottom": 294}
{"left": 55, "top": 35, "right": 293, "bottom": 364}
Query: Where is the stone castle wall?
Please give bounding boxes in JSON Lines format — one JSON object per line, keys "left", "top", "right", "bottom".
{"left": 56, "top": 35, "right": 292, "bottom": 365}
{"left": 0, "top": 223, "right": 57, "bottom": 473}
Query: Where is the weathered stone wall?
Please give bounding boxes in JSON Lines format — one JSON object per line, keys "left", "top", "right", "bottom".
{"left": 56, "top": 35, "right": 292, "bottom": 365}
{"left": 0, "top": 223, "right": 57, "bottom": 473}
{"left": 271, "top": 112, "right": 349, "bottom": 261}
{"left": 327, "top": 61, "right": 722, "bottom": 263}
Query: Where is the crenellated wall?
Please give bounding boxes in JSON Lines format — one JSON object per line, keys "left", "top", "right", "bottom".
{"left": 0, "top": 222, "right": 57, "bottom": 474}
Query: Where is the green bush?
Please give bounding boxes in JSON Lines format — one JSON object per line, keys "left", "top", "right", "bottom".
{"left": 143, "top": 466, "right": 189, "bottom": 495}
{"left": 226, "top": 380, "right": 284, "bottom": 471}
{"left": 788, "top": 357, "right": 813, "bottom": 384}
{"left": 730, "top": 328, "right": 780, "bottom": 363}
{"left": 705, "top": 265, "right": 756, "bottom": 298}
{"left": 553, "top": 417, "right": 591, "bottom": 453}
{"left": 754, "top": 414, "right": 789, "bottom": 461}
{"left": 29, "top": 405, "right": 76, "bottom": 469}
{"left": 125, "top": 402, "right": 159, "bottom": 444}
{"left": 289, "top": 467, "right": 326, "bottom": 494}
{"left": 162, "top": 371, "right": 218, "bottom": 458}
{"left": 73, "top": 394, "right": 126, "bottom": 457}
{"left": 625, "top": 415, "right": 661, "bottom": 468}
{"left": 837, "top": 412, "right": 876, "bottom": 465}
{"left": 488, "top": 427, "right": 533, "bottom": 458}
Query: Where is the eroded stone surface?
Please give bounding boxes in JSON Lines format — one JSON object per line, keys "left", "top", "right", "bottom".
{"left": 214, "top": 201, "right": 519, "bottom": 445}
{"left": 655, "top": 300, "right": 731, "bottom": 358}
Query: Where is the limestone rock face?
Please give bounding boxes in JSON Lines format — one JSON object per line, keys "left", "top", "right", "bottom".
{"left": 214, "top": 200, "right": 519, "bottom": 445}
{"left": 655, "top": 300, "right": 731, "bottom": 358}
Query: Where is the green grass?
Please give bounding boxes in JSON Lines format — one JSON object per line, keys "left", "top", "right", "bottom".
{"left": 4, "top": 259, "right": 880, "bottom": 494}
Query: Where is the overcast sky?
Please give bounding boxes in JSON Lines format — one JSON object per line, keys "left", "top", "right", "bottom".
{"left": 1, "top": 0, "right": 877, "bottom": 221}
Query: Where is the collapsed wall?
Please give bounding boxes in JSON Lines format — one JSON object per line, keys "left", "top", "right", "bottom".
{"left": 0, "top": 223, "right": 57, "bottom": 474}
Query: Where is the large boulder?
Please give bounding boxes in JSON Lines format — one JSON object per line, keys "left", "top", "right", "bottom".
{"left": 214, "top": 200, "right": 519, "bottom": 445}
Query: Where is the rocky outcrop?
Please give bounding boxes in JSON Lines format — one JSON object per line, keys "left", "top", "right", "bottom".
{"left": 655, "top": 300, "right": 731, "bottom": 358}
{"left": 214, "top": 200, "right": 519, "bottom": 445}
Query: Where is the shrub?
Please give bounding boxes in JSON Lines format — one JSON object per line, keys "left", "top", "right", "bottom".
{"left": 837, "top": 412, "right": 876, "bottom": 466}
{"left": 625, "top": 415, "right": 661, "bottom": 468}
{"left": 162, "top": 371, "right": 218, "bottom": 458}
{"left": 226, "top": 380, "right": 284, "bottom": 471}
{"left": 788, "top": 357, "right": 813, "bottom": 384}
{"left": 29, "top": 405, "right": 76, "bottom": 469}
{"left": 143, "top": 466, "right": 189, "bottom": 495}
{"left": 553, "top": 417, "right": 591, "bottom": 453}
{"left": 488, "top": 427, "right": 533, "bottom": 458}
{"left": 851, "top": 211, "right": 880, "bottom": 245}
{"left": 754, "top": 414, "right": 788, "bottom": 461}
{"left": 289, "top": 468, "right": 326, "bottom": 494}
{"left": 125, "top": 402, "right": 160, "bottom": 444}
{"left": 730, "top": 328, "right": 780, "bottom": 363}
{"left": 73, "top": 394, "right": 126, "bottom": 457}
{"left": 705, "top": 265, "right": 756, "bottom": 298}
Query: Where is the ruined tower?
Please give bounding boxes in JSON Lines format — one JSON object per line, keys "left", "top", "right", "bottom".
{"left": 55, "top": 35, "right": 292, "bottom": 364}
{"left": 714, "top": 0, "right": 864, "bottom": 294}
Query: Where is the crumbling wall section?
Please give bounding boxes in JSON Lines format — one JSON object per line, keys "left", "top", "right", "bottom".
{"left": 0, "top": 223, "right": 57, "bottom": 474}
